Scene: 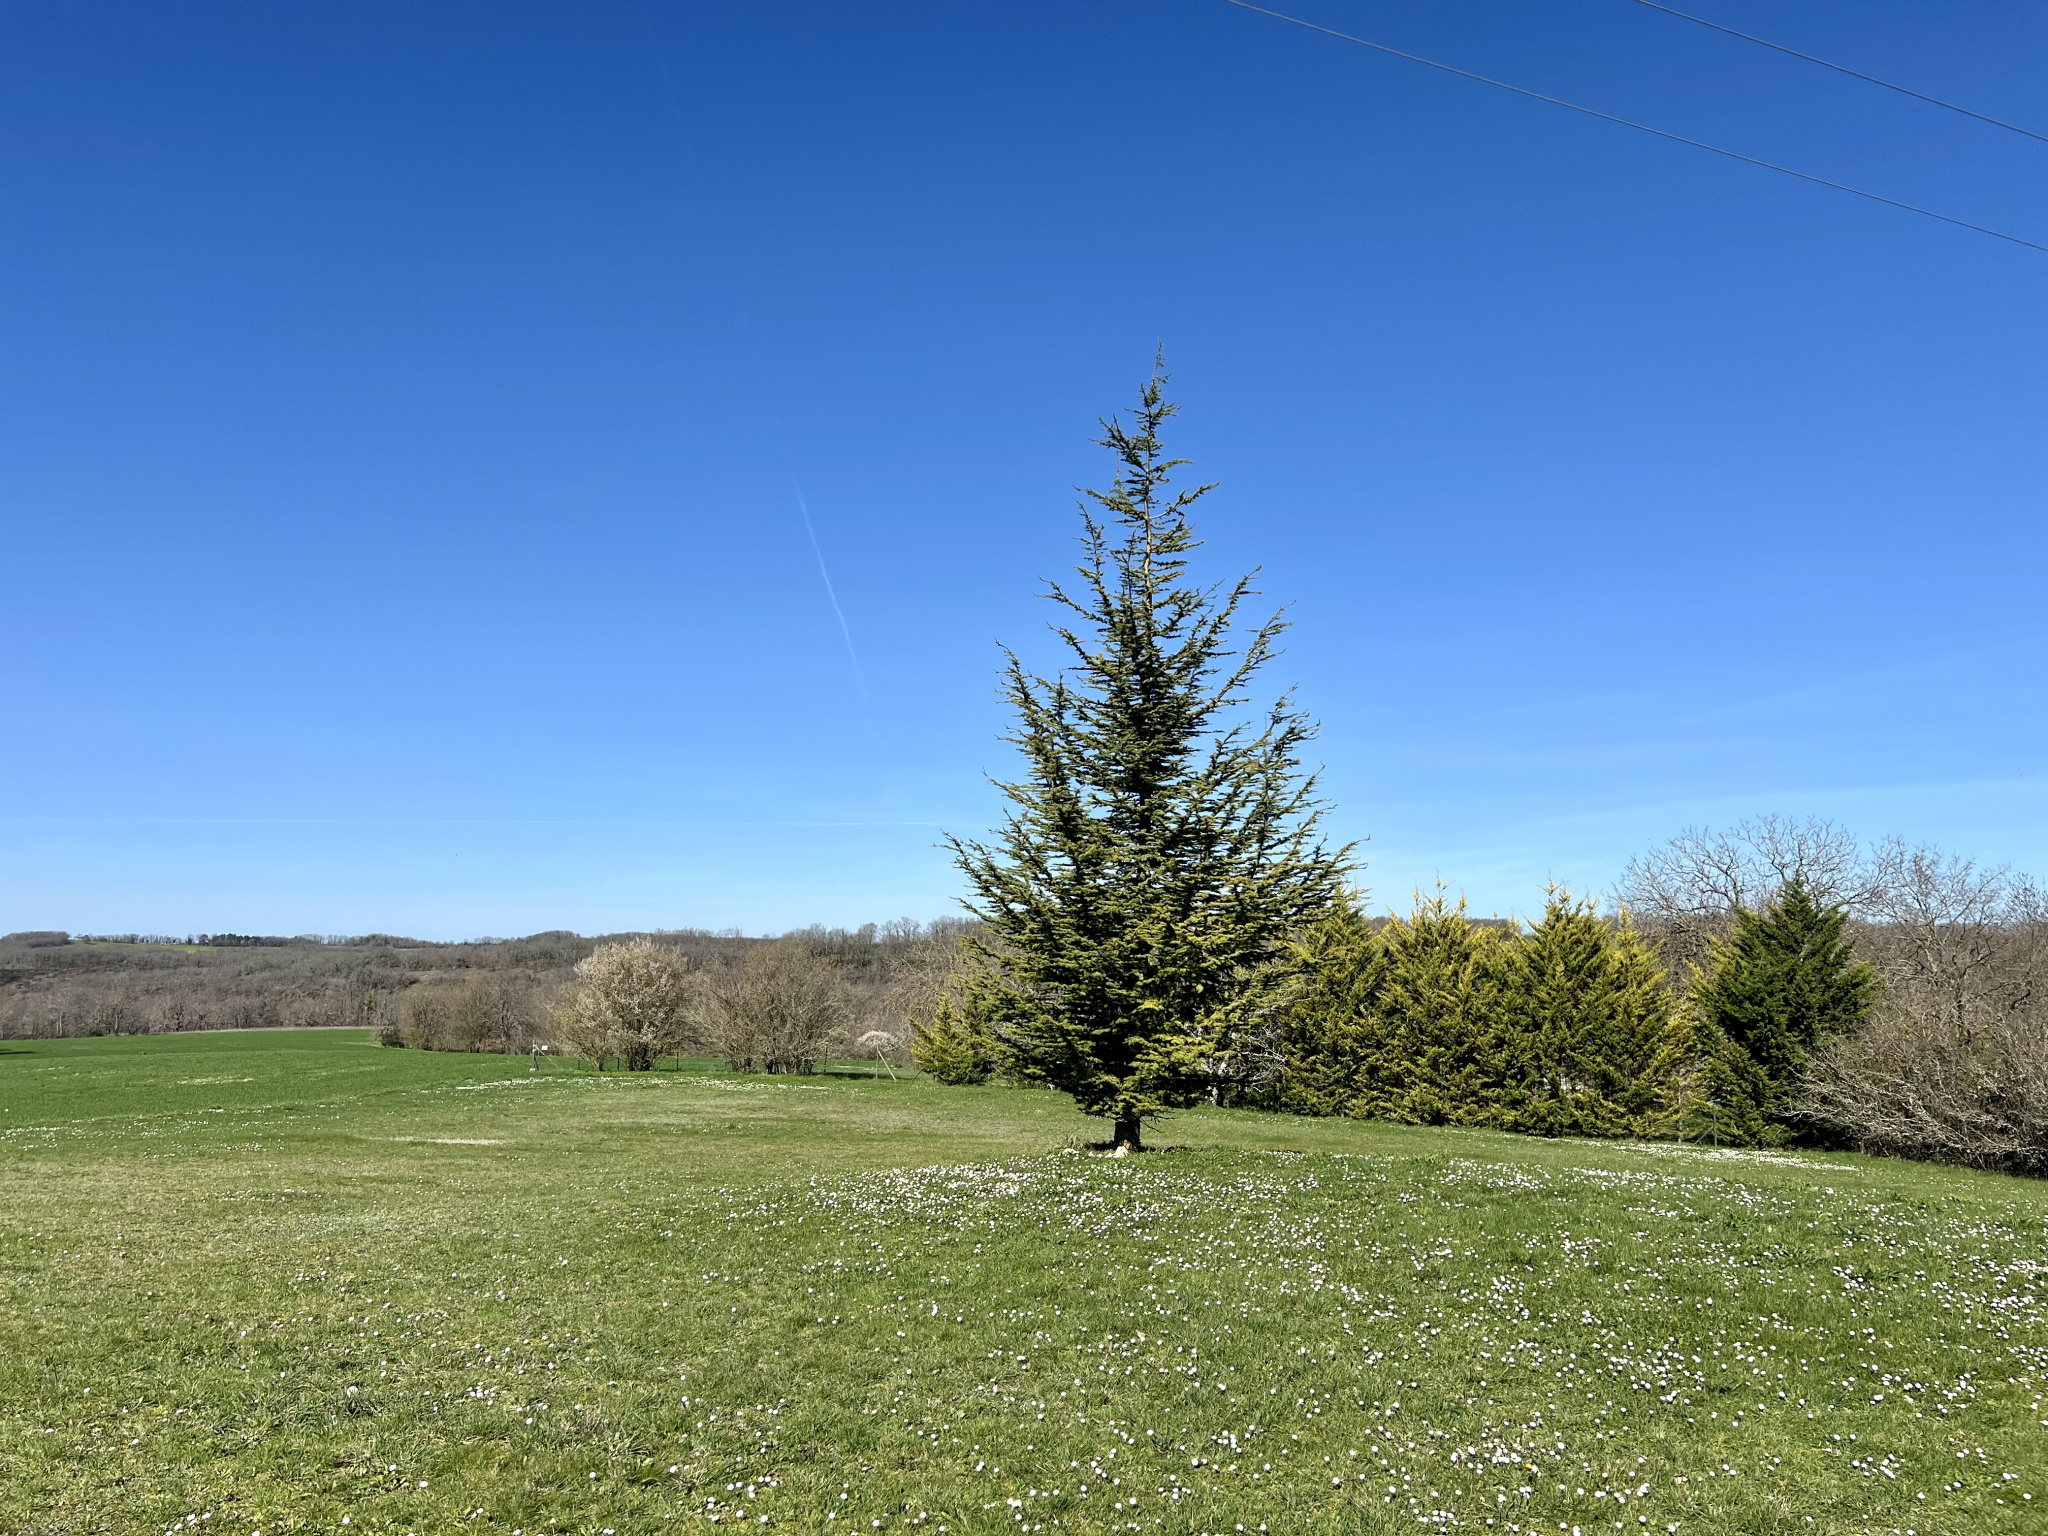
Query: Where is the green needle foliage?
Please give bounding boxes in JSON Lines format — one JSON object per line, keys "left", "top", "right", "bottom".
{"left": 1502, "top": 890, "right": 1687, "bottom": 1137}
{"left": 910, "top": 989, "right": 1000, "bottom": 1085}
{"left": 1368, "top": 892, "right": 1514, "bottom": 1125}
{"left": 1270, "top": 891, "right": 1515, "bottom": 1128}
{"left": 1270, "top": 888, "right": 1689, "bottom": 1135}
{"left": 947, "top": 367, "right": 1347, "bottom": 1149}
{"left": 1690, "top": 875, "right": 1881, "bottom": 1145}
{"left": 1267, "top": 894, "right": 1390, "bottom": 1119}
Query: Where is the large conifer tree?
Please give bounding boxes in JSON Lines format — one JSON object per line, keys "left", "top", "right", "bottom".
{"left": 948, "top": 368, "right": 1347, "bottom": 1149}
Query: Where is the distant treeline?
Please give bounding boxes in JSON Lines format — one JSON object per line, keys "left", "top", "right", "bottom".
{"left": 67, "top": 933, "right": 296, "bottom": 948}
{"left": 0, "top": 922, "right": 964, "bottom": 1058}
{"left": 61, "top": 932, "right": 500, "bottom": 948}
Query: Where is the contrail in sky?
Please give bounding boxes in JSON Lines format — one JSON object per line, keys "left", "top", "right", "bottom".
{"left": 791, "top": 476, "right": 869, "bottom": 704}
{"left": 638, "top": 14, "right": 873, "bottom": 713}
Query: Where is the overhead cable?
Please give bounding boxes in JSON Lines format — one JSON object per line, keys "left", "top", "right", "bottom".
{"left": 1627, "top": 0, "right": 2048, "bottom": 145}
{"left": 1223, "top": 1, "right": 2048, "bottom": 255}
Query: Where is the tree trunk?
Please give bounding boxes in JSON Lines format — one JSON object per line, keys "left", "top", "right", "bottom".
{"left": 1113, "top": 1114, "right": 1143, "bottom": 1152}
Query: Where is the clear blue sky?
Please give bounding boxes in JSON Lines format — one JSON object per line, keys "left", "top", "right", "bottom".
{"left": 4, "top": 1, "right": 2043, "bottom": 939}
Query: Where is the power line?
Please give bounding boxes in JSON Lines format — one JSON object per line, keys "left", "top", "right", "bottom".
{"left": 1224, "top": 0, "right": 2048, "bottom": 256}
{"left": 1627, "top": 0, "right": 2048, "bottom": 146}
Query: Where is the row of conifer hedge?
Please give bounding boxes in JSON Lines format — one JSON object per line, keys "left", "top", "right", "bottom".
{"left": 915, "top": 879, "right": 1882, "bottom": 1154}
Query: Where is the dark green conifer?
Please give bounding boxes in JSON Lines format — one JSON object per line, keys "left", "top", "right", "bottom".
{"left": 1688, "top": 876, "right": 1879, "bottom": 1143}
{"left": 947, "top": 368, "right": 1347, "bottom": 1150}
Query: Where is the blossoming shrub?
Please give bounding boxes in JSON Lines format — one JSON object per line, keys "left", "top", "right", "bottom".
{"left": 550, "top": 938, "right": 695, "bottom": 1070}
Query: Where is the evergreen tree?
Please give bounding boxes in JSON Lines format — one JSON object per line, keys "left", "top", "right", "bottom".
{"left": 1603, "top": 914, "right": 1696, "bottom": 1129}
{"left": 1691, "top": 1025, "right": 1778, "bottom": 1147}
{"left": 1270, "top": 891, "right": 1506, "bottom": 1125}
{"left": 1366, "top": 893, "right": 1511, "bottom": 1125}
{"left": 1269, "top": 894, "right": 1388, "bottom": 1118}
{"left": 909, "top": 985, "right": 1000, "bottom": 1085}
{"left": 1499, "top": 891, "right": 1684, "bottom": 1137}
{"left": 1688, "top": 876, "right": 1879, "bottom": 1143}
{"left": 1273, "top": 889, "right": 1689, "bottom": 1138}
{"left": 948, "top": 369, "right": 1347, "bottom": 1150}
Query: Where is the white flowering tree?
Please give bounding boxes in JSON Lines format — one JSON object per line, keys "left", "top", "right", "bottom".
{"left": 550, "top": 938, "right": 695, "bottom": 1071}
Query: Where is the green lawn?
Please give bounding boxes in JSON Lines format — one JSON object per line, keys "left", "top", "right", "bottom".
{"left": 1, "top": 1031, "right": 2043, "bottom": 1536}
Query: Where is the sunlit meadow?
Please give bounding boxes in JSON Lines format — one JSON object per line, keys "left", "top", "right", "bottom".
{"left": 1, "top": 1031, "right": 2043, "bottom": 1536}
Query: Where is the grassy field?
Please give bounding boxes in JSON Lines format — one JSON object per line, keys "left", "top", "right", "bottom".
{"left": 1, "top": 1032, "right": 2043, "bottom": 1536}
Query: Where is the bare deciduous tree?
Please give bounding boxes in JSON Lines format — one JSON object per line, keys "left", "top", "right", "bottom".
{"left": 400, "top": 986, "right": 452, "bottom": 1050}
{"left": 864, "top": 930, "right": 968, "bottom": 1066}
{"left": 1802, "top": 992, "right": 2048, "bottom": 1175}
{"left": 1618, "top": 815, "right": 1874, "bottom": 976}
{"left": 1618, "top": 819, "right": 2048, "bottom": 1169}
{"left": 1803, "top": 845, "right": 2048, "bottom": 1171}
{"left": 699, "top": 942, "right": 849, "bottom": 1073}
{"left": 1861, "top": 842, "right": 2044, "bottom": 1041}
